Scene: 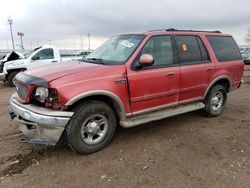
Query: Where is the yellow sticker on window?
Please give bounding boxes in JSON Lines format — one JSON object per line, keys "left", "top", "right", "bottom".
{"left": 181, "top": 44, "right": 188, "bottom": 51}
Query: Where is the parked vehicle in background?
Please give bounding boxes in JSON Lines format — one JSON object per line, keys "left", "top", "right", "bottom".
{"left": 61, "top": 51, "right": 91, "bottom": 62}
{"left": 1, "top": 45, "right": 63, "bottom": 86}
{"left": 78, "top": 51, "right": 91, "bottom": 57}
{"left": 9, "top": 29, "right": 244, "bottom": 154}
{"left": 239, "top": 46, "right": 250, "bottom": 64}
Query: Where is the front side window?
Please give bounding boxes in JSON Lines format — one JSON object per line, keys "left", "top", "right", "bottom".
{"left": 86, "top": 34, "right": 145, "bottom": 65}
{"left": 175, "top": 36, "right": 209, "bottom": 64}
{"left": 140, "top": 35, "right": 174, "bottom": 67}
{"left": 24, "top": 47, "right": 42, "bottom": 59}
{"left": 207, "top": 36, "right": 242, "bottom": 62}
{"left": 34, "top": 49, "right": 54, "bottom": 60}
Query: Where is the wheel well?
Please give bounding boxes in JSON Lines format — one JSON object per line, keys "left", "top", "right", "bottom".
{"left": 213, "top": 79, "right": 230, "bottom": 93}
{"left": 67, "top": 95, "right": 123, "bottom": 121}
{"left": 6, "top": 69, "right": 26, "bottom": 79}
{"left": 205, "top": 78, "right": 231, "bottom": 99}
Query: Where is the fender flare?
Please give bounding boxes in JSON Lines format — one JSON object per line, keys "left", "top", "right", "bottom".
{"left": 203, "top": 75, "right": 232, "bottom": 99}
{"left": 65, "top": 90, "right": 126, "bottom": 119}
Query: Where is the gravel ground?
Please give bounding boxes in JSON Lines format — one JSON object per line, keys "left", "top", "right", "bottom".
{"left": 0, "top": 65, "right": 249, "bottom": 188}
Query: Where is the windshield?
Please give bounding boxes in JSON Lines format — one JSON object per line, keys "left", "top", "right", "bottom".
{"left": 24, "top": 47, "right": 42, "bottom": 58}
{"left": 86, "top": 34, "right": 145, "bottom": 65}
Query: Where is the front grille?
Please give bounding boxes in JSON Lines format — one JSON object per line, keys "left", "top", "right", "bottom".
{"left": 16, "top": 82, "right": 28, "bottom": 101}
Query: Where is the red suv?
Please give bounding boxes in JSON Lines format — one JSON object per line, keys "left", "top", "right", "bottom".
{"left": 9, "top": 29, "right": 244, "bottom": 154}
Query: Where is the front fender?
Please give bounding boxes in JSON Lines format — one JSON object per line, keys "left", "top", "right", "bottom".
{"left": 65, "top": 90, "right": 127, "bottom": 119}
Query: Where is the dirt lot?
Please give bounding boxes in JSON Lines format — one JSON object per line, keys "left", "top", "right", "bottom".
{"left": 0, "top": 66, "right": 250, "bottom": 188}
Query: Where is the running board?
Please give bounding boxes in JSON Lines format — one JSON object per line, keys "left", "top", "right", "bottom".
{"left": 120, "top": 102, "right": 205, "bottom": 128}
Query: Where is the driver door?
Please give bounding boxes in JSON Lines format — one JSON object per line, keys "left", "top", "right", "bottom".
{"left": 127, "top": 35, "right": 180, "bottom": 114}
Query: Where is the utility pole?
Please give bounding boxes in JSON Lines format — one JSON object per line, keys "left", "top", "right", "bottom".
{"left": 87, "top": 31, "right": 90, "bottom": 52}
{"left": 8, "top": 16, "right": 15, "bottom": 50}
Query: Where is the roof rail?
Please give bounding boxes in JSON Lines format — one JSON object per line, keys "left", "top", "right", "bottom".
{"left": 148, "top": 28, "right": 221, "bottom": 33}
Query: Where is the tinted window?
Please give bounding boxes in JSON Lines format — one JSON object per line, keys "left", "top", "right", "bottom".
{"left": 207, "top": 36, "right": 242, "bottom": 62}
{"left": 197, "top": 37, "right": 209, "bottom": 61}
{"left": 140, "top": 35, "right": 174, "bottom": 67}
{"left": 176, "top": 36, "right": 209, "bottom": 63}
{"left": 37, "top": 49, "right": 54, "bottom": 60}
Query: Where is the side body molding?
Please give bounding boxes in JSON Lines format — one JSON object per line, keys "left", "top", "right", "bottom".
{"left": 203, "top": 75, "right": 232, "bottom": 99}
{"left": 65, "top": 90, "right": 127, "bottom": 119}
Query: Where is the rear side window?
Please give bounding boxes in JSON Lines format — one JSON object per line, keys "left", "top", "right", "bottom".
{"left": 175, "top": 36, "right": 209, "bottom": 64}
{"left": 207, "top": 36, "right": 242, "bottom": 62}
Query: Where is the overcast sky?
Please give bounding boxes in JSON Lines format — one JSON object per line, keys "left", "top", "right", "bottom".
{"left": 0, "top": 0, "right": 249, "bottom": 50}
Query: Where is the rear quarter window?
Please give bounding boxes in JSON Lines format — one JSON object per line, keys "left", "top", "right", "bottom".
{"left": 207, "top": 36, "right": 242, "bottom": 62}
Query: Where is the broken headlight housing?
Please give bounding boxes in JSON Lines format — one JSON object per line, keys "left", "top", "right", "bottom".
{"left": 35, "top": 87, "right": 49, "bottom": 103}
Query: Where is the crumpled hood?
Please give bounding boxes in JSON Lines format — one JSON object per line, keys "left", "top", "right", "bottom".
{"left": 24, "top": 61, "right": 125, "bottom": 83}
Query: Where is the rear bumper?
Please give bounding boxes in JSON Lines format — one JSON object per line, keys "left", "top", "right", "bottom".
{"left": 9, "top": 93, "right": 73, "bottom": 145}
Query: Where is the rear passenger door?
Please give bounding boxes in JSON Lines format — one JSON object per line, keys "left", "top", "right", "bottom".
{"left": 174, "top": 35, "right": 213, "bottom": 103}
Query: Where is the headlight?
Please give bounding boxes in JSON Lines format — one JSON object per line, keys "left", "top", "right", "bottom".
{"left": 35, "top": 87, "right": 49, "bottom": 103}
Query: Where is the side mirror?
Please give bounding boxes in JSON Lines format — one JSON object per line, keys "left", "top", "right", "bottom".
{"left": 139, "top": 54, "right": 154, "bottom": 66}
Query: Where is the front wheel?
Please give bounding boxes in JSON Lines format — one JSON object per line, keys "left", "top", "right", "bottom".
{"left": 65, "top": 100, "right": 117, "bottom": 154}
{"left": 204, "top": 84, "right": 227, "bottom": 117}
{"left": 7, "top": 71, "right": 19, "bottom": 87}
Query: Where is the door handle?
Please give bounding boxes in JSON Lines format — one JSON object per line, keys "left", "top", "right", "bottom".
{"left": 51, "top": 60, "right": 57, "bottom": 63}
{"left": 166, "top": 72, "right": 176, "bottom": 78}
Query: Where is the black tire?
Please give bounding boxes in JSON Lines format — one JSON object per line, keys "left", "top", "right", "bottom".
{"left": 7, "top": 71, "right": 19, "bottom": 87}
{"left": 65, "top": 100, "right": 116, "bottom": 154}
{"left": 204, "top": 84, "right": 227, "bottom": 117}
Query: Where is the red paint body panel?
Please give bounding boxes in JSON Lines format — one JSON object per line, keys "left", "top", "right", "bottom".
{"left": 127, "top": 66, "right": 180, "bottom": 114}
{"left": 179, "top": 63, "right": 212, "bottom": 101}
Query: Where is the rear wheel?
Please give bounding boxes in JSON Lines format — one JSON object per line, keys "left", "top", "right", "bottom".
{"left": 204, "top": 84, "right": 227, "bottom": 117}
{"left": 65, "top": 100, "right": 116, "bottom": 154}
{"left": 7, "top": 71, "right": 19, "bottom": 87}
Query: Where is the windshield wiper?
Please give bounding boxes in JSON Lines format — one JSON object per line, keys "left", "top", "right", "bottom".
{"left": 86, "top": 58, "right": 106, "bottom": 65}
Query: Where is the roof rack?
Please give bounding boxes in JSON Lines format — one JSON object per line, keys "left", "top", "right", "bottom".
{"left": 148, "top": 28, "right": 221, "bottom": 33}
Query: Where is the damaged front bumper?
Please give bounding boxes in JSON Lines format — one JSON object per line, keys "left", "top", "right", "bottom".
{"left": 9, "top": 93, "right": 73, "bottom": 145}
